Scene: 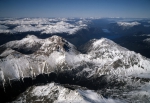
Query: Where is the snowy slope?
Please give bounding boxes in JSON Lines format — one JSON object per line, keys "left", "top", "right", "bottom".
{"left": 80, "top": 38, "right": 150, "bottom": 78}
{"left": 0, "top": 35, "right": 79, "bottom": 85}
{"left": 12, "top": 83, "right": 124, "bottom": 103}
{"left": 2, "top": 35, "right": 43, "bottom": 49}
{"left": 1, "top": 35, "right": 43, "bottom": 53}
{"left": 0, "top": 35, "right": 150, "bottom": 84}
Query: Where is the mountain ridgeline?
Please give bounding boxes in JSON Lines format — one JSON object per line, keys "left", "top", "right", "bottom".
{"left": 0, "top": 35, "right": 150, "bottom": 102}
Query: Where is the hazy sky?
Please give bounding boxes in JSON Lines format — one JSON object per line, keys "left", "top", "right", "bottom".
{"left": 0, "top": 0, "right": 150, "bottom": 18}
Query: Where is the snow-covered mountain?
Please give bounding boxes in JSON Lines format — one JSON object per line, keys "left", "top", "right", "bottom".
{"left": 117, "top": 22, "right": 141, "bottom": 29}
{"left": 83, "top": 38, "right": 150, "bottom": 76}
{"left": 0, "top": 35, "right": 77, "bottom": 82}
{"left": 12, "top": 82, "right": 124, "bottom": 103}
{"left": 1, "top": 35, "right": 150, "bottom": 81}
{"left": 0, "top": 35, "right": 150, "bottom": 84}
{"left": 0, "top": 18, "right": 88, "bottom": 34}
{"left": 108, "top": 21, "right": 147, "bottom": 36}
{"left": 1, "top": 35, "right": 43, "bottom": 53}
{"left": 0, "top": 35, "right": 150, "bottom": 102}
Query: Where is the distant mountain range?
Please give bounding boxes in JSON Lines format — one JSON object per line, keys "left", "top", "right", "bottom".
{"left": 0, "top": 18, "right": 150, "bottom": 54}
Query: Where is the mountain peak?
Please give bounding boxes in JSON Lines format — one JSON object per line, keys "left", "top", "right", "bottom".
{"left": 93, "top": 37, "right": 111, "bottom": 47}
{"left": 37, "top": 35, "right": 77, "bottom": 55}
{"left": 80, "top": 37, "right": 128, "bottom": 53}
{"left": 25, "top": 34, "right": 38, "bottom": 39}
{"left": 47, "top": 35, "right": 64, "bottom": 43}
{"left": 22, "top": 34, "right": 41, "bottom": 43}
{"left": 1, "top": 35, "right": 43, "bottom": 54}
